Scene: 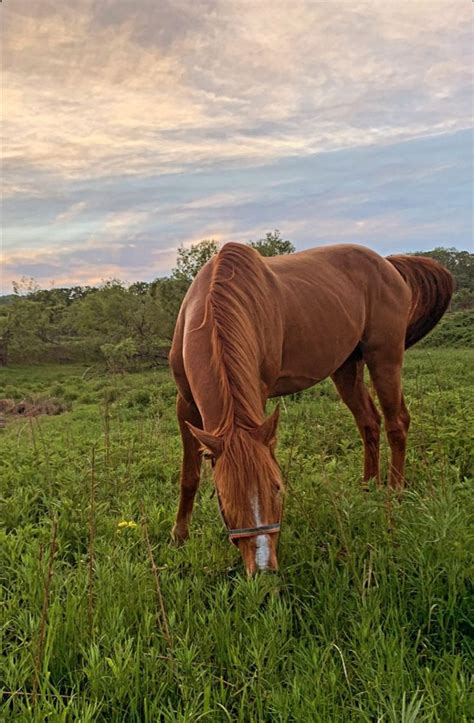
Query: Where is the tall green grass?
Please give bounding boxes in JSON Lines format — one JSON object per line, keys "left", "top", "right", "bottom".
{"left": 1, "top": 349, "right": 473, "bottom": 721}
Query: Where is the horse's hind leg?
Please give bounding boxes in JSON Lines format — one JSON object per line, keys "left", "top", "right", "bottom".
{"left": 172, "top": 394, "right": 203, "bottom": 544}
{"left": 364, "top": 347, "right": 411, "bottom": 489}
{"left": 332, "top": 356, "right": 381, "bottom": 484}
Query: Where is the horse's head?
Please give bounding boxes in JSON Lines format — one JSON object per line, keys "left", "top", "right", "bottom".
{"left": 187, "top": 407, "right": 283, "bottom": 576}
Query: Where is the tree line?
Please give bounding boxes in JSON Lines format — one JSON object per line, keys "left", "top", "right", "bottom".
{"left": 0, "top": 232, "right": 294, "bottom": 367}
{"left": 0, "top": 234, "right": 471, "bottom": 368}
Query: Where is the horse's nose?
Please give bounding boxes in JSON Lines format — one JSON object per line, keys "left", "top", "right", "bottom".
{"left": 251, "top": 563, "right": 279, "bottom": 577}
{"left": 239, "top": 537, "right": 279, "bottom": 576}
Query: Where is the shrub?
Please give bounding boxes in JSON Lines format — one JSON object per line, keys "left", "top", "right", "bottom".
{"left": 126, "top": 390, "right": 152, "bottom": 408}
{"left": 422, "top": 310, "right": 474, "bottom": 348}
{"left": 100, "top": 338, "right": 138, "bottom": 373}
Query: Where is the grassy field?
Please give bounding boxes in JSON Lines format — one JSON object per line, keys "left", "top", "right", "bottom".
{"left": 1, "top": 349, "right": 473, "bottom": 721}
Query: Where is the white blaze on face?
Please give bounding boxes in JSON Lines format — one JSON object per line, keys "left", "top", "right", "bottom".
{"left": 252, "top": 495, "right": 270, "bottom": 570}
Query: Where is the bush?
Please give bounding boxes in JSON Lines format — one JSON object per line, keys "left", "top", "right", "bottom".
{"left": 101, "top": 387, "right": 119, "bottom": 403}
{"left": 126, "top": 390, "right": 152, "bottom": 408}
{"left": 100, "top": 338, "right": 138, "bottom": 373}
{"left": 79, "top": 393, "right": 97, "bottom": 405}
{"left": 421, "top": 310, "right": 474, "bottom": 348}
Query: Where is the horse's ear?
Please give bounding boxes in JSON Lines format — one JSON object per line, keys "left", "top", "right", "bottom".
{"left": 186, "top": 422, "right": 223, "bottom": 458}
{"left": 255, "top": 405, "right": 280, "bottom": 447}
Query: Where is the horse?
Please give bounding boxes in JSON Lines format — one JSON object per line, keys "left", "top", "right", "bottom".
{"left": 169, "top": 243, "right": 453, "bottom": 575}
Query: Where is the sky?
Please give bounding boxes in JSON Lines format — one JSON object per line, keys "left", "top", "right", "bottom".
{"left": 2, "top": 0, "right": 473, "bottom": 293}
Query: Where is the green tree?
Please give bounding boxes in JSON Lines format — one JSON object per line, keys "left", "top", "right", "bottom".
{"left": 411, "top": 247, "right": 474, "bottom": 310}
{"left": 248, "top": 230, "right": 295, "bottom": 257}
{"left": 172, "top": 240, "right": 219, "bottom": 283}
{"left": 0, "top": 278, "right": 71, "bottom": 362}
{"left": 152, "top": 240, "right": 220, "bottom": 338}
{"left": 100, "top": 337, "right": 138, "bottom": 373}
{"left": 70, "top": 280, "right": 168, "bottom": 359}
{"left": 153, "top": 277, "right": 189, "bottom": 341}
{"left": 412, "top": 248, "right": 473, "bottom": 291}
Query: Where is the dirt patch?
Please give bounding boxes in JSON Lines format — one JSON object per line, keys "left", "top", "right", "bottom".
{"left": 0, "top": 397, "right": 69, "bottom": 425}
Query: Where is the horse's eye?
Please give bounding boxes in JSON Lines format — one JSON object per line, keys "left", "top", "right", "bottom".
{"left": 202, "top": 451, "right": 216, "bottom": 467}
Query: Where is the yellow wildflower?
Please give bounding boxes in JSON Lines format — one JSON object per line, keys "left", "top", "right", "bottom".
{"left": 117, "top": 519, "right": 138, "bottom": 530}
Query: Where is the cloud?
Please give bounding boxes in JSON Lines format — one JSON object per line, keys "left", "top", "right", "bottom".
{"left": 2, "top": 1, "right": 471, "bottom": 292}
{"left": 55, "top": 201, "right": 87, "bottom": 223}
{"left": 3, "top": 129, "right": 470, "bottom": 292}
{"left": 2, "top": 238, "right": 177, "bottom": 292}
{"left": 3, "top": 0, "right": 471, "bottom": 184}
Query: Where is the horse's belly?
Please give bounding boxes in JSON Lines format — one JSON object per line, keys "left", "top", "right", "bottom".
{"left": 270, "top": 341, "right": 357, "bottom": 397}
{"left": 270, "top": 304, "right": 363, "bottom": 397}
{"left": 270, "top": 374, "right": 325, "bottom": 397}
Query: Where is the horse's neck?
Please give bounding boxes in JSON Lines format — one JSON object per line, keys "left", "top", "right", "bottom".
{"left": 183, "top": 247, "right": 284, "bottom": 433}
{"left": 210, "top": 325, "right": 265, "bottom": 435}
{"left": 184, "top": 312, "right": 268, "bottom": 435}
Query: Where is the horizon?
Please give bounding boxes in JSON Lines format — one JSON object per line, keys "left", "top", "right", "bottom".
{"left": 0, "top": 239, "right": 471, "bottom": 296}
{"left": 2, "top": 1, "right": 472, "bottom": 294}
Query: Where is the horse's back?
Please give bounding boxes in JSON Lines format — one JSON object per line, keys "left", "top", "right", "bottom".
{"left": 171, "top": 243, "right": 412, "bottom": 400}
{"left": 265, "top": 245, "right": 411, "bottom": 393}
{"left": 266, "top": 244, "right": 410, "bottom": 325}
{"left": 266, "top": 243, "right": 401, "bottom": 282}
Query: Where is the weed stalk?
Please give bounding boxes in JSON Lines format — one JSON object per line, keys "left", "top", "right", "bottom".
{"left": 32, "top": 516, "right": 58, "bottom": 706}
{"left": 102, "top": 399, "right": 110, "bottom": 468}
{"left": 139, "top": 503, "right": 174, "bottom": 664}
{"left": 88, "top": 446, "right": 96, "bottom": 637}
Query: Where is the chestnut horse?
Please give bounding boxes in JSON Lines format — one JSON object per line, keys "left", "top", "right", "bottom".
{"left": 169, "top": 243, "right": 453, "bottom": 575}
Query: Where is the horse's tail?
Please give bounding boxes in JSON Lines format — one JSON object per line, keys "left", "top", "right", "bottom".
{"left": 387, "top": 255, "right": 455, "bottom": 349}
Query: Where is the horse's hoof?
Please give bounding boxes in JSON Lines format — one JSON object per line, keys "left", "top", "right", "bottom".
{"left": 171, "top": 526, "right": 189, "bottom": 546}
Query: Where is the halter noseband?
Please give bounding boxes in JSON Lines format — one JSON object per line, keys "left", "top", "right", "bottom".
{"left": 215, "top": 488, "right": 281, "bottom": 545}
{"left": 228, "top": 523, "right": 281, "bottom": 544}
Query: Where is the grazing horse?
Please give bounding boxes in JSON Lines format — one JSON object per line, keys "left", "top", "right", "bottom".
{"left": 169, "top": 243, "right": 453, "bottom": 575}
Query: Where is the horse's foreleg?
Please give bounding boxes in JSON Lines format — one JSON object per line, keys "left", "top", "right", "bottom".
{"left": 332, "top": 357, "right": 381, "bottom": 484}
{"left": 172, "top": 394, "right": 203, "bottom": 544}
{"left": 365, "top": 351, "right": 410, "bottom": 489}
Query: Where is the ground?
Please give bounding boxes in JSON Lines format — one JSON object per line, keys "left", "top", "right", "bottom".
{"left": 1, "top": 349, "right": 473, "bottom": 721}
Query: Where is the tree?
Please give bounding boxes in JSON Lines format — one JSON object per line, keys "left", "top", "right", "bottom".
{"left": 70, "top": 280, "right": 168, "bottom": 359}
{"left": 151, "top": 240, "right": 220, "bottom": 338}
{"left": 153, "top": 276, "right": 190, "bottom": 341}
{"left": 0, "top": 295, "right": 53, "bottom": 361}
{"left": 248, "top": 230, "right": 295, "bottom": 257}
{"left": 100, "top": 337, "right": 138, "bottom": 373}
{"left": 411, "top": 247, "right": 474, "bottom": 310}
{"left": 172, "top": 240, "right": 219, "bottom": 283}
{"left": 412, "top": 248, "right": 473, "bottom": 291}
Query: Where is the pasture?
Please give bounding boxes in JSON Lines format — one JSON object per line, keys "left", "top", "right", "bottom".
{"left": 1, "top": 348, "right": 473, "bottom": 721}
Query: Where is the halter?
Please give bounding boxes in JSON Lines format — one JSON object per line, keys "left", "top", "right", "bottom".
{"left": 215, "top": 488, "right": 281, "bottom": 546}
{"left": 228, "top": 523, "right": 281, "bottom": 543}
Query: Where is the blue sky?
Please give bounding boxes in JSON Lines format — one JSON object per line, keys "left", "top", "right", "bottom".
{"left": 2, "top": 0, "right": 472, "bottom": 292}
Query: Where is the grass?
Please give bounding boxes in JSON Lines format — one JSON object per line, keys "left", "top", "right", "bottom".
{"left": 1, "top": 349, "right": 473, "bottom": 721}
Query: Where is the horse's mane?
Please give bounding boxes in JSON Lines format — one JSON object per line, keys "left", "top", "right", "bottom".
{"left": 214, "top": 426, "right": 281, "bottom": 528}
{"left": 200, "top": 243, "right": 280, "bottom": 520}
{"left": 203, "top": 242, "right": 271, "bottom": 438}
